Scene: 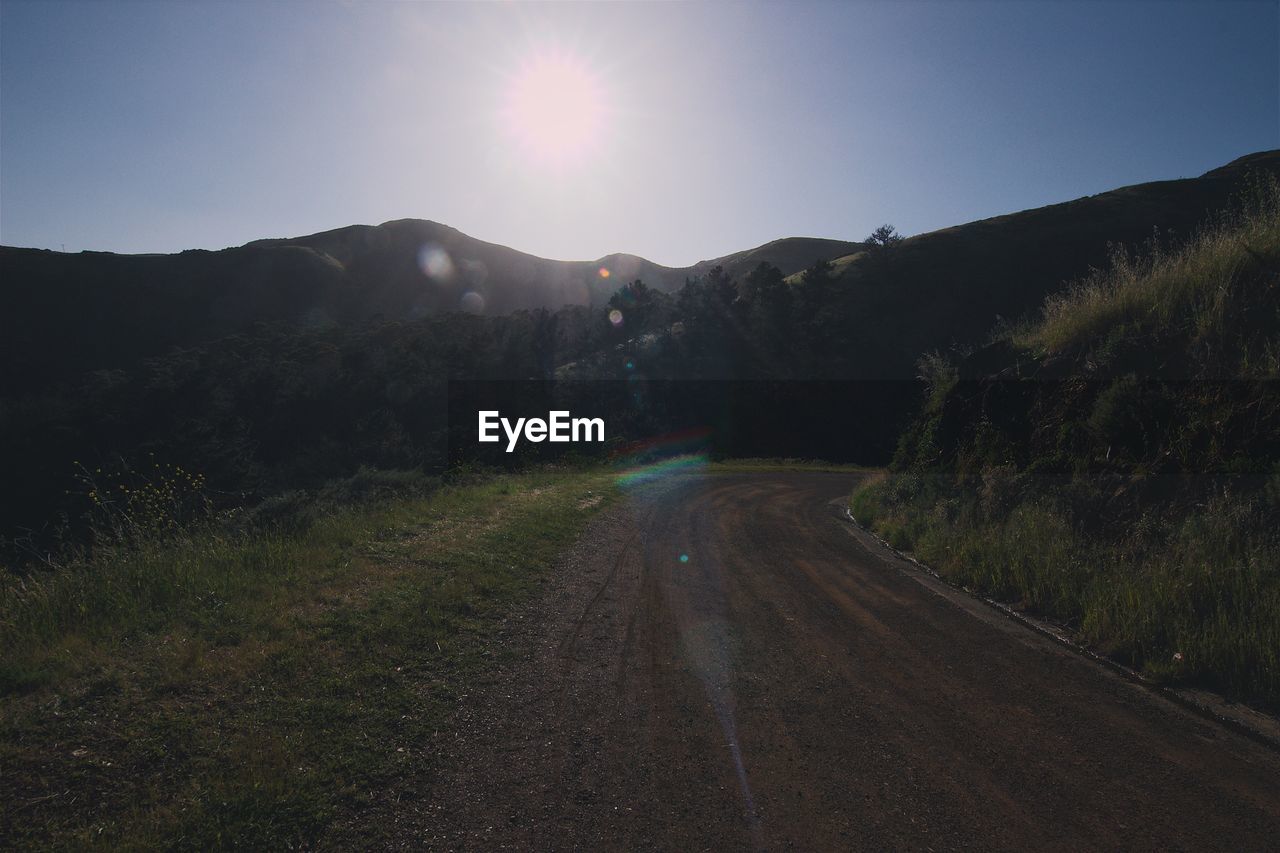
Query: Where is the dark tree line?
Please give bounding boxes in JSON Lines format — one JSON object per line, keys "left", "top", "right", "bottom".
{"left": 3, "top": 246, "right": 914, "bottom": 555}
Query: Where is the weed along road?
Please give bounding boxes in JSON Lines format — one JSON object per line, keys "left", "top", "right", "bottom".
{"left": 414, "top": 471, "right": 1280, "bottom": 850}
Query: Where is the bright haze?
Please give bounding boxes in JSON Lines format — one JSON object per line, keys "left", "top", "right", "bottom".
{"left": 1, "top": 0, "right": 1275, "bottom": 266}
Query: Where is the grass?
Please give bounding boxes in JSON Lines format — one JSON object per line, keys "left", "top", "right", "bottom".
{"left": 852, "top": 475, "right": 1280, "bottom": 705}
{"left": 1015, "top": 173, "right": 1280, "bottom": 376}
{"left": 854, "top": 177, "right": 1280, "bottom": 709}
{"left": 0, "top": 467, "right": 617, "bottom": 849}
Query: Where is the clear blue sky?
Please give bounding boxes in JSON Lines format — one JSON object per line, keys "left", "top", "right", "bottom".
{"left": 1, "top": 0, "right": 1276, "bottom": 266}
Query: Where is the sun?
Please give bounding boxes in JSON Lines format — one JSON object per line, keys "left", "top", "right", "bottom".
{"left": 503, "top": 53, "right": 605, "bottom": 165}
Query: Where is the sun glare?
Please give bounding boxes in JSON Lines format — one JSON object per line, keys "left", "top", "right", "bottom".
{"left": 503, "top": 53, "right": 605, "bottom": 165}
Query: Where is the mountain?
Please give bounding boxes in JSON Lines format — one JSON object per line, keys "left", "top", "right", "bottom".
{"left": 572, "top": 150, "right": 1280, "bottom": 382}
{"left": 802, "top": 150, "right": 1280, "bottom": 377}
{"left": 5, "top": 152, "right": 1277, "bottom": 397}
{"left": 0, "top": 223, "right": 860, "bottom": 395}
{"left": 686, "top": 236, "right": 867, "bottom": 283}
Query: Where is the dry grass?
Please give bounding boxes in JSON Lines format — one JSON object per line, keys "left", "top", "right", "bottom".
{"left": 1018, "top": 175, "right": 1280, "bottom": 377}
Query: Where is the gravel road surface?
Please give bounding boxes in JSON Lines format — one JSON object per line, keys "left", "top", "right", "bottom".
{"left": 410, "top": 471, "right": 1280, "bottom": 851}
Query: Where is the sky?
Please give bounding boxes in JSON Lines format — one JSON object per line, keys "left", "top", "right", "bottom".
{"left": 1, "top": 0, "right": 1276, "bottom": 266}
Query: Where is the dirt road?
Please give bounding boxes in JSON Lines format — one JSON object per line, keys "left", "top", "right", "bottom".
{"left": 411, "top": 471, "right": 1280, "bottom": 850}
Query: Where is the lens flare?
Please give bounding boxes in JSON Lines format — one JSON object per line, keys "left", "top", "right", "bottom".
{"left": 613, "top": 426, "right": 711, "bottom": 487}
{"left": 459, "top": 291, "right": 485, "bottom": 313}
{"left": 608, "top": 309, "right": 623, "bottom": 327}
{"left": 615, "top": 429, "right": 759, "bottom": 837}
{"left": 598, "top": 267, "right": 611, "bottom": 279}
{"left": 418, "top": 244, "right": 454, "bottom": 281}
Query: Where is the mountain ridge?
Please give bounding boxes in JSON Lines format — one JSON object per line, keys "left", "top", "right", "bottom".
{"left": 3, "top": 150, "right": 1278, "bottom": 397}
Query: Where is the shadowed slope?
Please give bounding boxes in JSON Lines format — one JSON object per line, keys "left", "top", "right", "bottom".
{"left": 0, "top": 226, "right": 858, "bottom": 395}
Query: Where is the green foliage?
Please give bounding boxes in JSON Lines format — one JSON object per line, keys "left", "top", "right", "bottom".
{"left": 2, "top": 309, "right": 578, "bottom": 556}
{"left": 853, "top": 474, "right": 1280, "bottom": 706}
{"left": 916, "top": 350, "right": 959, "bottom": 408}
{"left": 607, "top": 278, "right": 669, "bottom": 338}
{"left": 75, "top": 459, "right": 212, "bottom": 545}
{"left": 856, "top": 171, "right": 1280, "bottom": 709}
{"left": 0, "top": 468, "right": 616, "bottom": 848}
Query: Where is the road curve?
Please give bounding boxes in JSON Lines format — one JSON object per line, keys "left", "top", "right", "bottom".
{"left": 412, "top": 471, "right": 1280, "bottom": 851}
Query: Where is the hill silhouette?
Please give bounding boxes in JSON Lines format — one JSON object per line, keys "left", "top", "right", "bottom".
{"left": 4, "top": 153, "right": 1277, "bottom": 396}
{"left": 0, "top": 223, "right": 859, "bottom": 395}
{"left": 801, "top": 150, "right": 1280, "bottom": 377}
{"left": 558, "top": 151, "right": 1280, "bottom": 381}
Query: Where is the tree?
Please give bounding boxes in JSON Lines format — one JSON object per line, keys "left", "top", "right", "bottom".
{"left": 797, "top": 257, "right": 839, "bottom": 319}
{"left": 674, "top": 266, "right": 743, "bottom": 376}
{"left": 677, "top": 266, "right": 737, "bottom": 328}
{"left": 608, "top": 279, "right": 662, "bottom": 334}
{"left": 794, "top": 257, "right": 854, "bottom": 376}
{"left": 865, "top": 224, "right": 904, "bottom": 249}
{"left": 742, "top": 262, "right": 790, "bottom": 323}
{"left": 740, "top": 262, "right": 793, "bottom": 376}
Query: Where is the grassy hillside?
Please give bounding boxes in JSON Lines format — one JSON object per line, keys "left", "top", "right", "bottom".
{"left": 687, "top": 235, "right": 865, "bottom": 283}
{"left": 0, "top": 467, "right": 616, "bottom": 848}
{"left": 852, "top": 176, "right": 1280, "bottom": 707}
{"left": 814, "top": 150, "right": 1280, "bottom": 378}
